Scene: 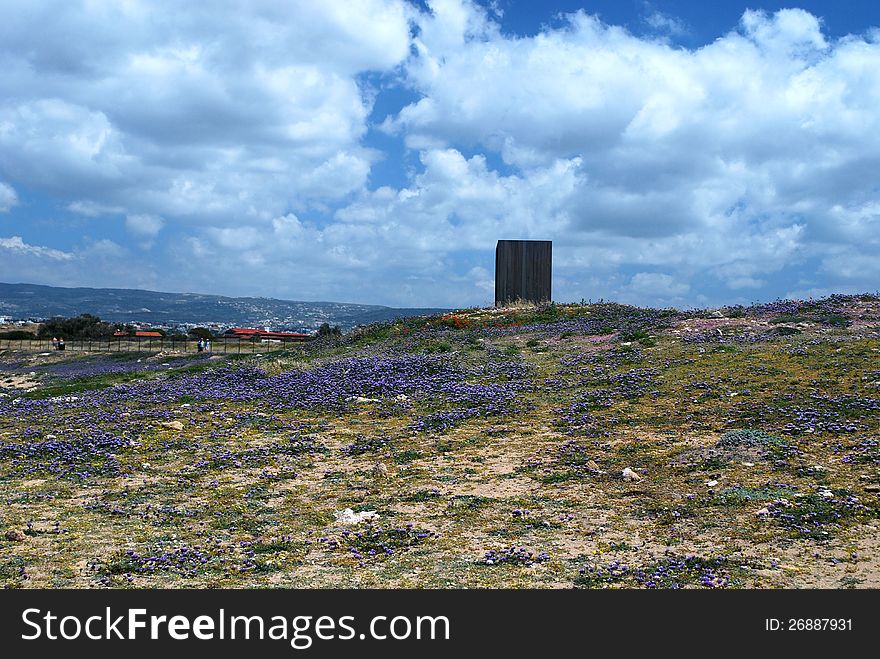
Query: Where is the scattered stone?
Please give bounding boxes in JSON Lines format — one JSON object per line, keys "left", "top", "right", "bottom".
{"left": 348, "top": 396, "right": 380, "bottom": 403}
{"left": 819, "top": 489, "right": 833, "bottom": 498}
{"left": 705, "top": 480, "right": 719, "bottom": 487}
{"left": 372, "top": 463, "right": 390, "bottom": 478}
{"left": 585, "top": 460, "right": 600, "bottom": 472}
{"left": 4, "top": 529, "right": 26, "bottom": 542}
{"left": 334, "top": 508, "right": 379, "bottom": 525}
{"left": 161, "top": 420, "right": 185, "bottom": 431}
{"left": 756, "top": 507, "right": 770, "bottom": 516}
{"left": 864, "top": 485, "right": 880, "bottom": 493}
{"left": 622, "top": 467, "right": 641, "bottom": 482}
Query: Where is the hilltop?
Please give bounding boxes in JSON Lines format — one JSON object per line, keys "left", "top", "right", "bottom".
{"left": 0, "top": 282, "right": 445, "bottom": 330}
{"left": 1, "top": 293, "right": 879, "bottom": 588}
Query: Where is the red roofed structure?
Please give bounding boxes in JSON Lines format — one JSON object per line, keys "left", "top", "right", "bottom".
{"left": 223, "top": 328, "right": 312, "bottom": 341}
{"left": 113, "top": 330, "right": 163, "bottom": 337}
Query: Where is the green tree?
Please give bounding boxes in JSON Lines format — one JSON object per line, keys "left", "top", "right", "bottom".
{"left": 0, "top": 330, "right": 36, "bottom": 340}
{"left": 317, "top": 323, "right": 342, "bottom": 337}
{"left": 38, "top": 314, "right": 115, "bottom": 339}
{"left": 188, "top": 327, "right": 214, "bottom": 340}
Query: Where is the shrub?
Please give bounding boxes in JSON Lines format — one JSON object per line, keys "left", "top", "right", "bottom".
{"left": 38, "top": 314, "right": 117, "bottom": 339}
{"left": 188, "top": 327, "right": 214, "bottom": 340}
{"left": 318, "top": 322, "right": 342, "bottom": 336}
{"left": 717, "top": 429, "right": 787, "bottom": 449}
{"left": 0, "top": 330, "right": 35, "bottom": 340}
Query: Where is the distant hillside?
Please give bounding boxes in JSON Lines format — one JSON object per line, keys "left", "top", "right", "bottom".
{"left": 0, "top": 282, "right": 445, "bottom": 331}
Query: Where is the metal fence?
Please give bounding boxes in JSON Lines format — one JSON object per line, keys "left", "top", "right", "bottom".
{"left": 0, "top": 336, "right": 311, "bottom": 355}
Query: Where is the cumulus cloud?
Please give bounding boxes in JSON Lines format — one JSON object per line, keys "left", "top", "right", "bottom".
{"left": 0, "top": 236, "right": 73, "bottom": 260}
{"left": 380, "top": 2, "right": 880, "bottom": 305}
{"left": 642, "top": 3, "right": 688, "bottom": 37}
{"left": 68, "top": 200, "right": 124, "bottom": 217}
{"left": 2, "top": 1, "right": 880, "bottom": 307}
{"left": 125, "top": 213, "right": 165, "bottom": 237}
{"left": 0, "top": 182, "right": 17, "bottom": 212}
{"left": 0, "top": 0, "right": 411, "bottom": 225}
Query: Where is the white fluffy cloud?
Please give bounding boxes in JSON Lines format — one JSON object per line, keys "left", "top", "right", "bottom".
{"left": 0, "top": 182, "right": 16, "bottom": 212}
{"left": 2, "top": 1, "right": 880, "bottom": 307}
{"left": 125, "top": 213, "right": 165, "bottom": 237}
{"left": 377, "top": 2, "right": 880, "bottom": 304}
{"left": 0, "top": 236, "right": 73, "bottom": 261}
{"left": 0, "top": 0, "right": 411, "bottom": 225}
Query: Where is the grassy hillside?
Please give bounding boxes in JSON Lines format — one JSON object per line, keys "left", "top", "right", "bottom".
{"left": 1, "top": 294, "right": 879, "bottom": 588}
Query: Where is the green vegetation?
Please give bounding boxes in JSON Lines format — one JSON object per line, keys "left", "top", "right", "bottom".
{"left": 37, "top": 313, "right": 125, "bottom": 339}
{"left": 1, "top": 294, "right": 879, "bottom": 588}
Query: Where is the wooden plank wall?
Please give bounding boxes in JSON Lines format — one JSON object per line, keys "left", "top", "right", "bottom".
{"left": 495, "top": 240, "right": 552, "bottom": 306}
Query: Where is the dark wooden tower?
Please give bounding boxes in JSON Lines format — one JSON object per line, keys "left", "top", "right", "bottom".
{"left": 495, "top": 240, "right": 552, "bottom": 306}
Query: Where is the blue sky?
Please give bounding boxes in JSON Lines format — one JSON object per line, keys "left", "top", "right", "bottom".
{"left": 1, "top": 1, "right": 879, "bottom": 308}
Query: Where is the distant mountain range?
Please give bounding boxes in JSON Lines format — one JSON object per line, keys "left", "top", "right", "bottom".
{"left": 0, "top": 282, "right": 446, "bottom": 331}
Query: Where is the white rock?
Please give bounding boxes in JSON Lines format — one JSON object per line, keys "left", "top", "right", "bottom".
{"left": 705, "top": 480, "right": 719, "bottom": 487}
{"left": 741, "top": 462, "right": 755, "bottom": 467}
{"left": 334, "top": 508, "right": 379, "bottom": 525}
{"left": 348, "top": 396, "right": 380, "bottom": 403}
{"left": 756, "top": 507, "right": 770, "bottom": 516}
{"left": 622, "top": 467, "right": 642, "bottom": 482}
{"left": 819, "top": 489, "right": 833, "bottom": 498}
